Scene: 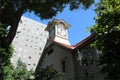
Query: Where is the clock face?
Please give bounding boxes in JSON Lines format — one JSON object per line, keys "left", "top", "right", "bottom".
{"left": 57, "top": 23, "right": 66, "bottom": 36}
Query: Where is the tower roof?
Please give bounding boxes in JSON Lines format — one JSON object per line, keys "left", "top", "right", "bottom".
{"left": 45, "top": 19, "right": 70, "bottom": 31}
{"left": 48, "top": 33, "right": 95, "bottom": 50}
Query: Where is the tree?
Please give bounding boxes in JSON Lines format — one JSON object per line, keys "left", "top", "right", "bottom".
{"left": 0, "top": 23, "right": 14, "bottom": 79}
{"left": 2, "top": 64, "right": 14, "bottom": 80}
{"left": 35, "top": 67, "right": 62, "bottom": 80}
{"left": 0, "top": 45, "right": 14, "bottom": 79}
{"left": 0, "top": 24, "right": 34, "bottom": 80}
{"left": 0, "top": 24, "right": 14, "bottom": 79}
{"left": 0, "top": 0, "right": 94, "bottom": 49}
{"left": 92, "top": 0, "right": 120, "bottom": 80}
{"left": 0, "top": 0, "right": 94, "bottom": 79}
{"left": 12, "top": 59, "right": 34, "bottom": 80}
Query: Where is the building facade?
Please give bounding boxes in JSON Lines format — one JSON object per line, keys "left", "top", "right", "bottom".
{"left": 11, "top": 16, "right": 48, "bottom": 70}
{"left": 36, "top": 19, "right": 103, "bottom": 80}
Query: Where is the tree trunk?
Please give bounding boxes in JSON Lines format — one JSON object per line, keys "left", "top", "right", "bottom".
{"left": 1, "top": 0, "right": 28, "bottom": 49}
{"left": 1, "top": 18, "right": 20, "bottom": 48}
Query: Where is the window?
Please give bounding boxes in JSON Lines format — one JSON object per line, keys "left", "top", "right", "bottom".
{"left": 40, "top": 34, "right": 42, "bottom": 36}
{"left": 16, "top": 36, "right": 18, "bottom": 38}
{"left": 26, "top": 39, "right": 28, "bottom": 41}
{"left": 17, "top": 31, "right": 21, "bottom": 33}
{"left": 31, "top": 36, "right": 34, "bottom": 38}
{"left": 39, "top": 47, "right": 42, "bottom": 51}
{"left": 36, "top": 37, "right": 38, "bottom": 39}
{"left": 39, "top": 53, "right": 41, "bottom": 55}
{"left": 28, "top": 64, "right": 31, "bottom": 65}
{"left": 33, "top": 63, "right": 36, "bottom": 66}
{"left": 29, "top": 56, "right": 31, "bottom": 59}
{"left": 61, "top": 61, "right": 66, "bottom": 73}
{"left": 36, "top": 28, "right": 39, "bottom": 30}
{"left": 23, "top": 28, "right": 25, "bottom": 30}
{"left": 47, "top": 48, "right": 54, "bottom": 55}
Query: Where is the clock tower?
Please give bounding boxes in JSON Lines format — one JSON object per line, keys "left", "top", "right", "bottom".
{"left": 45, "top": 19, "right": 71, "bottom": 45}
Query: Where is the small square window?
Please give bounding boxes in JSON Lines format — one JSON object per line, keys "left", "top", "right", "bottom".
{"left": 26, "top": 39, "right": 28, "bottom": 41}
{"left": 16, "top": 36, "right": 18, "bottom": 38}
{"left": 36, "top": 28, "right": 39, "bottom": 30}
{"left": 29, "top": 56, "right": 31, "bottom": 59}
{"left": 39, "top": 53, "right": 41, "bottom": 55}
{"left": 39, "top": 47, "right": 42, "bottom": 50}
{"left": 28, "top": 64, "right": 31, "bottom": 65}
{"left": 36, "top": 37, "right": 38, "bottom": 39}
{"left": 33, "top": 63, "right": 36, "bottom": 66}
{"left": 40, "top": 34, "right": 42, "bottom": 36}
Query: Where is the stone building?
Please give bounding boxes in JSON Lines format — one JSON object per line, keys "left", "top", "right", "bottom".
{"left": 11, "top": 16, "right": 48, "bottom": 70}
{"left": 36, "top": 19, "right": 103, "bottom": 80}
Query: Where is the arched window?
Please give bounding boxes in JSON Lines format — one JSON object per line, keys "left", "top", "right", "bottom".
{"left": 61, "top": 60, "right": 66, "bottom": 73}
{"left": 47, "top": 48, "right": 54, "bottom": 55}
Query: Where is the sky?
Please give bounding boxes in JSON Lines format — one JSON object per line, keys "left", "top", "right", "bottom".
{"left": 23, "top": 4, "right": 97, "bottom": 45}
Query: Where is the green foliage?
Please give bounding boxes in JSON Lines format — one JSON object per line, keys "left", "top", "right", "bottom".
{"left": 0, "top": 45, "right": 14, "bottom": 66}
{"left": 0, "top": 0, "right": 94, "bottom": 48}
{"left": 0, "top": 0, "right": 94, "bottom": 23}
{"left": 0, "top": 23, "right": 34, "bottom": 79}
{"left": 91, "top": 0, "right": 120, "bottom": 80}
{"left": 0, "top": 24, "right": 14, "bottom": 79}
{"left": 0, "top": 41, "right": 14, "bottom": 79}
{"left": 2, "top": 64, "right": 14, "bottom": 80}
{"left": 35, "top": 67, "right": 63, "bottom": 80}
{"left": 0, "top": 23, "right": 6, "bottom": 39}
{"left": 0, "top": 0, "right": 94, "bottom": 79}
{"left": 12, "top": 59, "right": 34, "bottom": 80}
{"left": 2, "top": 58, "right": 34, "bottom": 80}
{"left": 1, "top": 22, "right": 61, "bottom": 80}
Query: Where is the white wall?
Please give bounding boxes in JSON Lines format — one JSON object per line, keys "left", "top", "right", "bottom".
{"left": 12, "top": 16, "right": 48, "bottom": 70}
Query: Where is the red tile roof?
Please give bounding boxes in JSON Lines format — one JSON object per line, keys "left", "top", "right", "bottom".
{"left": 73, "top": 33, "right": 95, "bottom": 48}
{"left": 51, "top": 34, "right": 95, "bottom": 49}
